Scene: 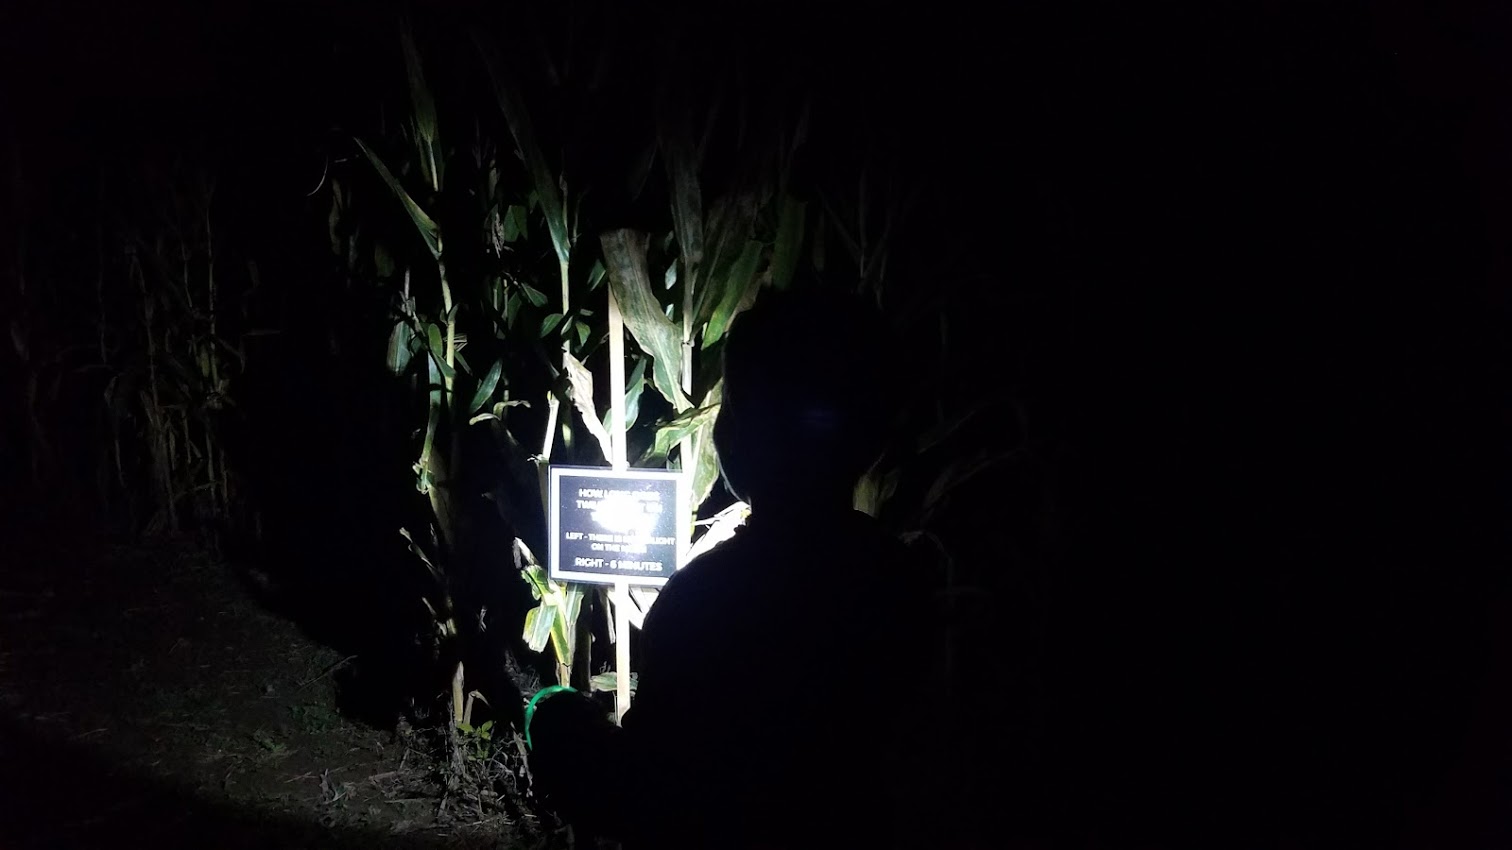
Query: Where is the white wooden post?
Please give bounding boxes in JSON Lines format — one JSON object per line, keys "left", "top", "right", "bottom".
{"left": 608, "top": 285, "right": 632, "bottom": 723}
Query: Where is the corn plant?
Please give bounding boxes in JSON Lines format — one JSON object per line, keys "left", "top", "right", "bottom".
{"left": 331, "top": 16, "right": 974, "bottom": 753}
{"left": 94, "top": 153, "right": 246, "bottom": 540}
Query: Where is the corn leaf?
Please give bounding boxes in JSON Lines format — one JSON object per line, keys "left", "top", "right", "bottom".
{"left": 689, "top": 379, "right": 724, "bottom": 508}
{"left": 426, "top": 323, "right": 455, "bottom": 380}
{"left": 517, "top": 279, "right": 549, "bottom": 308}
{"left": 400, "top": 24, "right": 442, "bottom": 192}
{"left": 661, "top": 114, "right": 704, "bottom": 296}
{"left": 601, "top": 356, "right": 648, "bottom": 435}
{"left": 502, "top": 204, "right": 527, "bottom": 242}
{"left": 642, "top": 397, "right": 721, "bottom": 466}
{"left": 600, "top": 229, "right": 690, "bottom": 411}
{"left": 700, "top": 239, "right": 763, "bottom": 350}
{"left": 539, "top": 312, "right": 565, "bottom": 338}
{"left": 563, "top": 351, "right": 615, "bottom": 463}
{"left": 468, "top": 359, "right": 503, "bottom": 415}
{"left": 551, "top": 584, "right": 584, "bottom": 669}
{"left": 686, "top": 500, "right": 750, "bottom": 563}
{"left": 386, "top": 319, "right": 414, "bottom": 376}
{"left": 476, "top": 36, "right": 570, "bottom": 264}
{"left": 523, "top": 605, "right": 555, "bottom": 653}
{"left": 691, "top": 194, "right": 760, "bottom": 327}
{"left": 354, "top": 138, "right": 441, "bottom": 258}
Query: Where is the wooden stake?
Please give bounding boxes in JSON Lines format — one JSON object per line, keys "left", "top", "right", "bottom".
{"left": 608, "top": 285, "right": 632, "bottom": 723}
{"left": 614, "top": 579, "right": 632, "bottom": 724}
{"left": 608, "top": 286, "right": 628, "bottom": 470}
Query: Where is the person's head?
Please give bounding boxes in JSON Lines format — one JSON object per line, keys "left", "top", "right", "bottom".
{"left": 713, "top": 286, "right": 895, "bottom": 512}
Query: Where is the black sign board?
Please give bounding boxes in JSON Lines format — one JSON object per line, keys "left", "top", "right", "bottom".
{"left": 549, "top": 466, "right": 691, "bottom": 586}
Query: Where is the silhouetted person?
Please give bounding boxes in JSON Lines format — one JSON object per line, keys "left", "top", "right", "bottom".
{"left": 528, "top": 286, "right": 924, "bottom": 849}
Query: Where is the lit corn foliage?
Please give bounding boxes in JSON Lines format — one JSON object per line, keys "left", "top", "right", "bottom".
{"left": 327, "top": 14, "right": 1012, "bottom": 731}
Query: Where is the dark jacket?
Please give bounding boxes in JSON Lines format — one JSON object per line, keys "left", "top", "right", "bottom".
{"left": 529, "top": 507, "right": 924, "bottom": 849}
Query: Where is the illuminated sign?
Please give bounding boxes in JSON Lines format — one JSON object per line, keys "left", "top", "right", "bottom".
{"left": 548, "top": 466, "right": 690, "bottom": 585}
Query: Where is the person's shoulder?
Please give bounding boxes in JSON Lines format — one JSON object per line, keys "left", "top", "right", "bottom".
{"left": 648, "top": 531, "right": 758, "bottom": 610}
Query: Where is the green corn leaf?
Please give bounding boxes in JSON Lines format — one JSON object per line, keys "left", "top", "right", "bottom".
{"left": 642, "top": 397, "right": 721, "bottom": 466}
{"left": 539, "top": 312, "right": 566, "bottom": 338}
{"left": 587, "top": 259, "right": 606, "bottom": 291}
{"left": 701, "top": 239, "right": 763, "bottom": 350}
{"left": 518, "top": 280, "right": 549, "bottom": 308}
{"left": 502, "top": 204, "right": 527, "bottom": 243}
{"left": 689, "top": 379, "right": 724, "bottom": 508}
{"left": 575, "top": 319, "right": 591, "bottom": 348}
{"left": 601, "top": 229, "right": 690, "bottom": 411}
{"left": 563, "top": 351, "right": 615, "bottom": 462}
{"left": 661, "top": 115, "right": 705, "bottom": 295}
{"left": 386, "top": 319, "right": 414, "bottom": 376}
{"left": 400, "top": 24, "right": 442, "bottom": 192}
{"left": 691, "top": 194, "right": 760, "bottom": 327}
{"left": 523, "top": 605, "right": 555, "bottom": 653}
{"left": 354, "top": 138, "right": 441, "bottom": 258}
{"left": 504, "top": 291, "right": 522, "bottom": 328}
{"left": 590, "top": 672, "right": 638, "bottom": 693}
{"left": 550, "top": 584, "right": 584, "bottom": 669}
{"left": 624, "top": 357, "right": 648, "bottom": 431}
{"left": 469, "top": 359, "right": 503, "bottom": 415}
{"left": 771, "top": 196, "right": 806, "bottom": 290}
{"left": 601, "top": 356, "right": 648, "bottom": 435}
{"left": 476, "top": 36, "right": 570, "bottom": 264}
{"left": 426, "top": 324, "right": 455, "bottom": 380}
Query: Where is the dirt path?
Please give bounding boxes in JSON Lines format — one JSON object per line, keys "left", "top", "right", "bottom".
{"left": 0, "top": 539, "right": 538, "bottom": 849}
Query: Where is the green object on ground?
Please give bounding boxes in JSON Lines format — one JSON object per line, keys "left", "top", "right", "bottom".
{"left": 523, "top": 685, "right": 576, "bottom": 750}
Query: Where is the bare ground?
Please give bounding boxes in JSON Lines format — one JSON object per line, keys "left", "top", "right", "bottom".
{"left": 0, "top": 537, "right": 544, "bottom": 849}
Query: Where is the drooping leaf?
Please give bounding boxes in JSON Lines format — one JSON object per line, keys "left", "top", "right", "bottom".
{"left": 689, "top": 379, "right": 724, "bottom": 507}
{"left": 701, "top": 239, "right": 763, "bottom": 350}
{"left": 691, "top": 193, "right": 761, "bottom": 328}
{"left": 426, "top": 324, "right": 455, "bottom": 380}
{"left": 386, "top": 319, "right": 414, "bottom": 376}
{"left": 550, "top": 584, "right": 584, "bottom": 670}
{"left": 354, "top": 138, "right": 441, "bottom": 258}
{"left": 642, "top": 396, "right": 721, "bottom": 466}
{"left": 686, "top": 499, "right": 750, "bottom": 563}
{"left": 504, "top": 291, "right": 522, "bottom": 328}
{"left": 853, "top": 465, "right": 901, "bottom": 518}
{"left": 563, "top": 351, "right": 615, "bottom": 462}
{"left": 660, "top": 111, "right": 704, "bottom": 297}
{"left": 523, "top": 605, "right": 555, "bottom": 653}
{"left": 600, "top": 229, "right": 690, "bottom": 411}
{"left": 476, "top": 36, "right": 570, "bottom": 264}
{"left": 539, "top": 312, "right": 566, "bottom": 338}
{"left": 502, "top": 204, "right": 528, "bottom": 242}
{"left": 400, "top": 24, "right": 442, "bottom": 192}
{"left": 589, "top": 671, "right": 638, "bottom": 693}
{"left": 517, "top": 279, "right": 549, "bottom": 308}
{"left": 574, "top": 319, "right": 591, "bottom": 348}
{"left": 468, "top": 359, "right": 503, "bottom": 414}
{"left": 601, "top": 356, "right": 648, "bottom": 436}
